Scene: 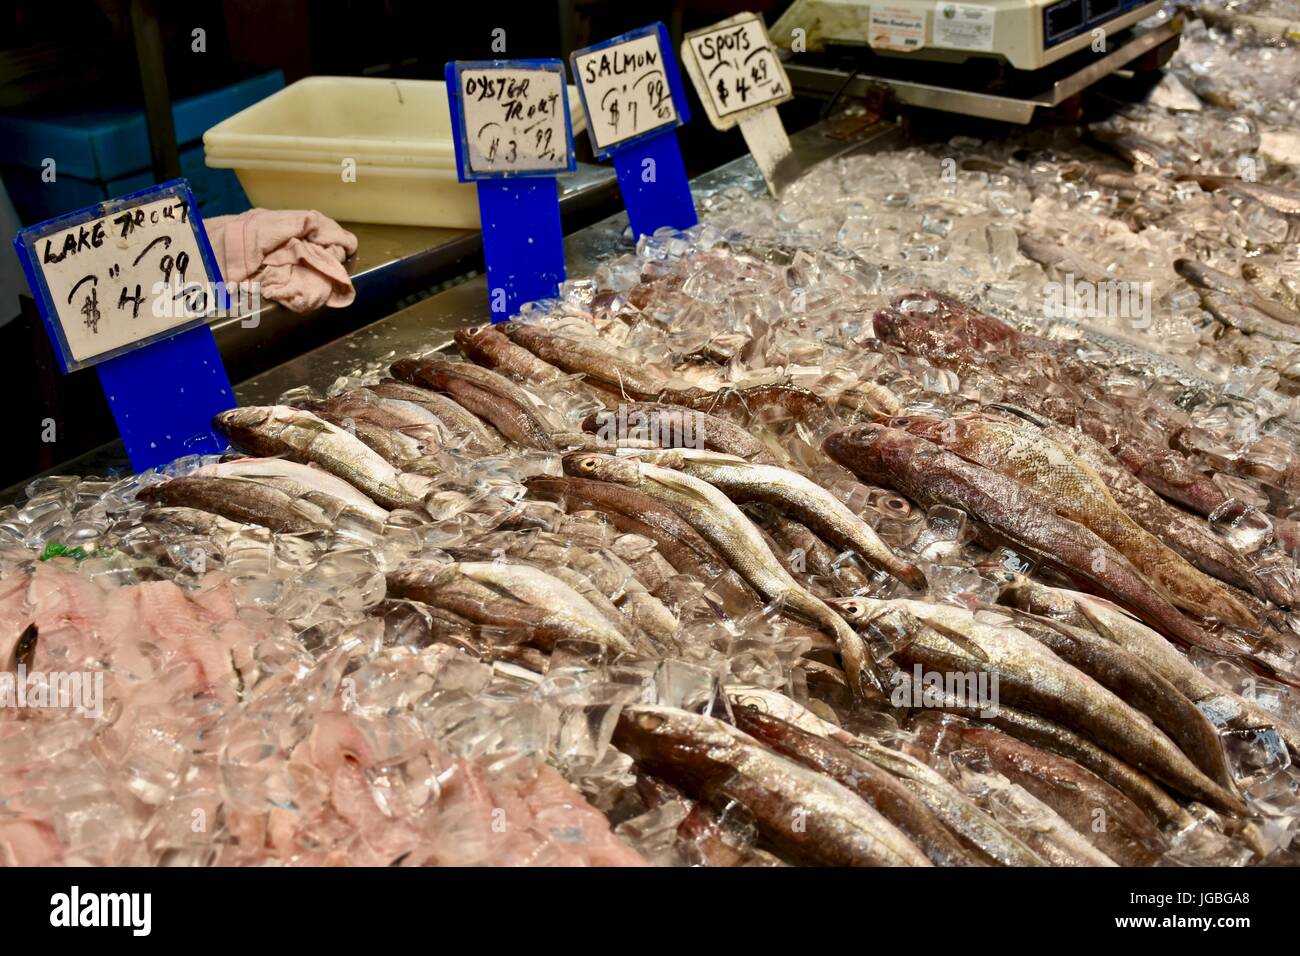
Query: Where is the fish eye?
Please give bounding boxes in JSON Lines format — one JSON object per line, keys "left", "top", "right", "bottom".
{"left": 894, "top": 418, "right": 910, "bottom": 426}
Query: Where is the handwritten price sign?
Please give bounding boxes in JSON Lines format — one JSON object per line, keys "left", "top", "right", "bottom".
{"left": 572, "top": 24, "right": 683, "bottom": 157}
{"left": 682, "top": 13, "right": 792, "bottom": 130}
{"left": 449, "top": 60, "right": 576, "bottom": 178}
{"left": 13, "top": 179, "right": 221, "bottom": 372}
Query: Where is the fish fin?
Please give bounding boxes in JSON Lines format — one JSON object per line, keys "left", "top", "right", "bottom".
{"left": 1073, "top": 593, "right": 1144, "bottom": 638}
{"left": 919, "top": 617, "right": 993, "bottom": 664}
{"left": 645, "top": 467, "right": 718, "bottom": 504}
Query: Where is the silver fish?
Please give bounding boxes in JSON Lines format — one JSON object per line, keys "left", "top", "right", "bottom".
{"left": 563, "top": 452, "right": 882, "bottom": 697}
{"left": 613, "top": 705, "right": 934, "bottom": 866}
{"left": 626, "top": 447, "right": 925, "bottom": 588}
{"left": 213, "top": 406, "right": 434, "bottom": 510}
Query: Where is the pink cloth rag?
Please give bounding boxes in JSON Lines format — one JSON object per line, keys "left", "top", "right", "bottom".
{"left": 205, "top": 208, "right": 358, "bottom": 313}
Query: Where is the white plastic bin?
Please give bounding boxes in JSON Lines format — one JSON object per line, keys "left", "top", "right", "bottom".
{"left": 203, "top": 76, "right": 587, "bottom": 228}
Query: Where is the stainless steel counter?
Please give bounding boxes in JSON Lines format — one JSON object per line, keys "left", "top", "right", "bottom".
{"left": 210, "top": 161, "right": 619, "bottom": 383}
{"left": 1, "top": 117, "right": 902, "bottom": 502}
{"left": 240, "top": 119, "right": 905, "bottom": 404}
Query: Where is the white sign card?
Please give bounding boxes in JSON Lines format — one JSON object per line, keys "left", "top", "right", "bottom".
{"left": 573, "top": 29, "right": 679, "bottom": 154}
{"left": 13, "top": 181, "right": 218, "bottom": 371}
{"left": 681, "top": 12, "right": 792, "bottom": 131}
{"left": 455, "top": 63, "right": 575, "bottom": 176}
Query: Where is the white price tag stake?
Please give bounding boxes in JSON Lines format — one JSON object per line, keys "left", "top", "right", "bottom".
{"left": 456, "top": 64, "right": 574, "bottom": 176}
{"left": 680, "top": 13, "right": 796, "bottom": 196}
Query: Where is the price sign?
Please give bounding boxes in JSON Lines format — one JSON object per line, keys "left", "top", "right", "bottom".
{"left": 571, "top": 23, "right": 697, "bottom": 239}
{"left": 14, "top": 180, "right": 221, "bottom": 373}
{"left": 13, "top": 179, "right": 236, "bottom": 471}
{"left": 682, "top": 13, "right": 792, "bottom": 130}
{"left": 445, "top": 60, "right": 575, "bottom": 322}
{"left": 681, "top": 13, "right": 797, "bottom": 197}
{"left": 448, "top": 60, "right": 576, "bottom": 179}
{"left": 572, "top": 24, "right": 686, "bottom": 157}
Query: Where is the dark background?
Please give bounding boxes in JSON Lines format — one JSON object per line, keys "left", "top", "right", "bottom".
{"left": 0, "top": 0, "right": 798, "bottom": 178}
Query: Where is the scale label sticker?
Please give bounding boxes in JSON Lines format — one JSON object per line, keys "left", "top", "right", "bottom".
{"left": 682, "top": 13, "right": 792, "bottom": 130}
{"left": 869, "top": 7, "right": 926, "bottom": 51}
{"left": 13, "top": 180, "right": 219, "bottom": 371}
{"left": 453, "top": 61, "right": 575, "bottom": 177}
{"left": 573, "top": 28, "right": 679, "bottom": 153}
{"left": 932, "top": 3, "right": 995, "bottom": 52}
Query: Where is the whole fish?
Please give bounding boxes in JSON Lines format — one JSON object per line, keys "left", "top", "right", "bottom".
{"left": 301, "top": 389, "right": 453, "bottom": 451}
{"left": 909, "top": 714, "right": 1167, "bottom": 866}
{"left": 137, "top": 475, "right": 330, "bottom": 534}
{"left": 1184, "top": 175, "right": 1300, "bottom": 215}
{"left": 142, "top": 505, "right": 252, "bottom": 537}
{"left": 368, "top": 380, "right": 507, "bottom": 453}
{"left": 505, "top": 324, "right": 668, "bottom": 399}
{"left": 657, "top": 383, "right": 839, "bottom": 432}
{"left": 582, "top": 402, "right": 775, "bottom": 462}
{"left": 613, "top": 705, "right": 933, "bottom": 866}
{"left": 442, "top": 544, "right": 663, "bottom": 653}
{"left": 628, "top": 447, "right": 925, "bottom": 589}
{"left": 521, "top": 475, "right": 741, "bottom": 586}
{"left": 936, "top": 761, "right": 1117, "bottom": 867}
{"left": 989, "top": 406, "right": 1291, "bottom": 609}
{"left": 993, "top": 572, "right": 1300, "bottom": 758}
{"left": 837, "top": 733, "right": 1046, "bottom": 865}
{"left": 875, "top": 293, "right": 1239, "bottom": 525}
{"left": 390, "top": 356, "right": 560, "bottom": 451}
{"left": 562, "top": 452, "right": 881, "bottom": 696}
{"left": 988, "top": 605, "right": 1238, "bottom": 793}
{"left": 831, "top": 596, "right": 1247, "bottom": 815}
{"left": 336, "top": 417, "right": 426, "bottom": 466}
{"left": 887, "top": 412, "right": 1258, "bottom": 627}
{"left": 732, "top": 706, "right": 984, "bottom": 866}
{"left": 823, "top": 424, "right": 1245, "bottom": 659}
{"left": 1200, "top": 291, "right": 1300, "bottom": 344}
{"left": 387, "top": 561, "right": 641, "bottom": 655}
{"left": 455, "top": 326, "right": 567, "bottom": 385}
{"left": 964, "top": 703, "right": 1191, "bottom": 827}
{"left": 754, "top": 507, "right": 872, "bottom": 597}
{"left": 192, "top": 457, "right": 390, "bottom": 521}
{"left": 1175, "top": 258, "right": 1300, "bottom": 327}
{"left": 372, "top": 598, "right": 547, "bottom": 671}
{"left": 212, "top": 406, "right": 434, "bottom": 510}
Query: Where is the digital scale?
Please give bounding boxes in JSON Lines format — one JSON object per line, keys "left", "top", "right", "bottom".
{"left": 771, "top": 0, "right": 1182, "bottom": 123}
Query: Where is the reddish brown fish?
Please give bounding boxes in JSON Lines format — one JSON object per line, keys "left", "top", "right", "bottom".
{"left": 456, "top": 325, "right": 567, "bottom": 385}
{"left": 909, "top": 714, "right": 1168, "bottom": 866}
{"left": 822, "top": 424, "right": 1246, "bottom": 659}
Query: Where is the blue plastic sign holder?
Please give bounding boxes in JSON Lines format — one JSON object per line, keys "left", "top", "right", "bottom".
{"left": 13, "top": 178, "right": 236, "bottom": 472}
{"left": 445, "top": 59, "right": 576, "bottom": 323}
{"left": 570, "top": 23, "right": 696, "bottom": 239}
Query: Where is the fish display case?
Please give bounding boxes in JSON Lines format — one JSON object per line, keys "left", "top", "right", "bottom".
{"left": 3, "top": 5, "right": 1300, "bottom": 873}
